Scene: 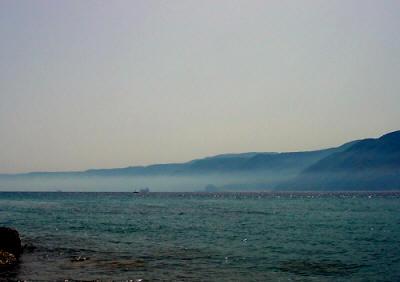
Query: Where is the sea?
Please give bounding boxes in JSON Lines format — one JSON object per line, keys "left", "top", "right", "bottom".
{"left": 0, "top": 191, "right": 400, "bottom": 281}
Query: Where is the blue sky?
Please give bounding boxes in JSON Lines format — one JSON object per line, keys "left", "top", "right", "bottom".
{"left": 1, "top": 0, "right": 399, "bottom": 173}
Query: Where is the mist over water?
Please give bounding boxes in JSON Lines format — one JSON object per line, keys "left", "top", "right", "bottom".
{"left": 0, "top": 172, "right": 292, "bottom": 192}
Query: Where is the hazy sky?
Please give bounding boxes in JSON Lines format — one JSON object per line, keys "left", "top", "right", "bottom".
{"left": 1, "top": 0, "right": 400, "bottom": 173}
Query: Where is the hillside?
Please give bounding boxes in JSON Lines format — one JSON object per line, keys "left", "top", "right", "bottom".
{"left": 281, "top": 130, "right": 400, "bottom": 190}
{"left": 0, "top": 142, "right": 355, "bottom": 191}
{"left": 1, "top": 131, "right": 399, "bottom": 191}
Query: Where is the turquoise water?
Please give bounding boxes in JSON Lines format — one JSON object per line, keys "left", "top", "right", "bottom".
{"left": 0, "top": 192, "right": 400, "bottom": 281}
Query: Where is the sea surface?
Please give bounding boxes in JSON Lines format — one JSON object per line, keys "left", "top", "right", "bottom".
{"left": 0, "top": 191, "right": 400, "bottom": 281}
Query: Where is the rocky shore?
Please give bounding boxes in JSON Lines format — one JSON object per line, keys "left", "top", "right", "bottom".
{"left": 0, "top": 227, "right": 23, "bottom": 267}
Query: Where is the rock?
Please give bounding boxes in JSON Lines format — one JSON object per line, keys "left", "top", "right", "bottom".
{"left": 0, "top": 227, "right": 23, "bottom": 257}
{"left": 23, "top": 243, "right": 37, "bottom": 253}
{"left": 0, "top": 251, "right": 17, "bottom": 266}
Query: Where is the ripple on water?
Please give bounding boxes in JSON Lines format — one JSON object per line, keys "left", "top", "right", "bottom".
{"left": 278, "top": 259, "right": 365, "bottom": 276}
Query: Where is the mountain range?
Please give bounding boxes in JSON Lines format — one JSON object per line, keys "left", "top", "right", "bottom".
{"left": 280, "top": 130, "right": 400, "bottom": 190}
{"left": 1, "top": 130, "right": 399, "bottom": 191}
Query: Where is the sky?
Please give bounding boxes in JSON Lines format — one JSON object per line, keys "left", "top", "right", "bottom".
{"left": 1, "top": 0, "right": 400, "bottom": 173}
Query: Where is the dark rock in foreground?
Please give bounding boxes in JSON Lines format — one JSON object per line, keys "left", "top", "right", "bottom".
{"left": 0, "top": 251, "right": 17, "bottom": 266}
{"left": 0, "top": 227, "right": 23, "bottom": 267}
{"left": 0, "top": 227, "right": 22, "bottom": 257}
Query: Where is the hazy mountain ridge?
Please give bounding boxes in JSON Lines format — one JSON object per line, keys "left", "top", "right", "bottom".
{"left": 279, "top": 130, "right": 400, "bottom": 190}
{"left": 305, "top": 131, "right": 400, "bottom": 172}
{"left": 1, "top": 131, "right": 399, "bottom": 191}
{"left": 0, "top": 146, "right": 352, "bottom": 178}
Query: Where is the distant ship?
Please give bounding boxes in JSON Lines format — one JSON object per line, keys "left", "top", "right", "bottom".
{"left": 133, "top": 187, "right": 150, "bottom": 193}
